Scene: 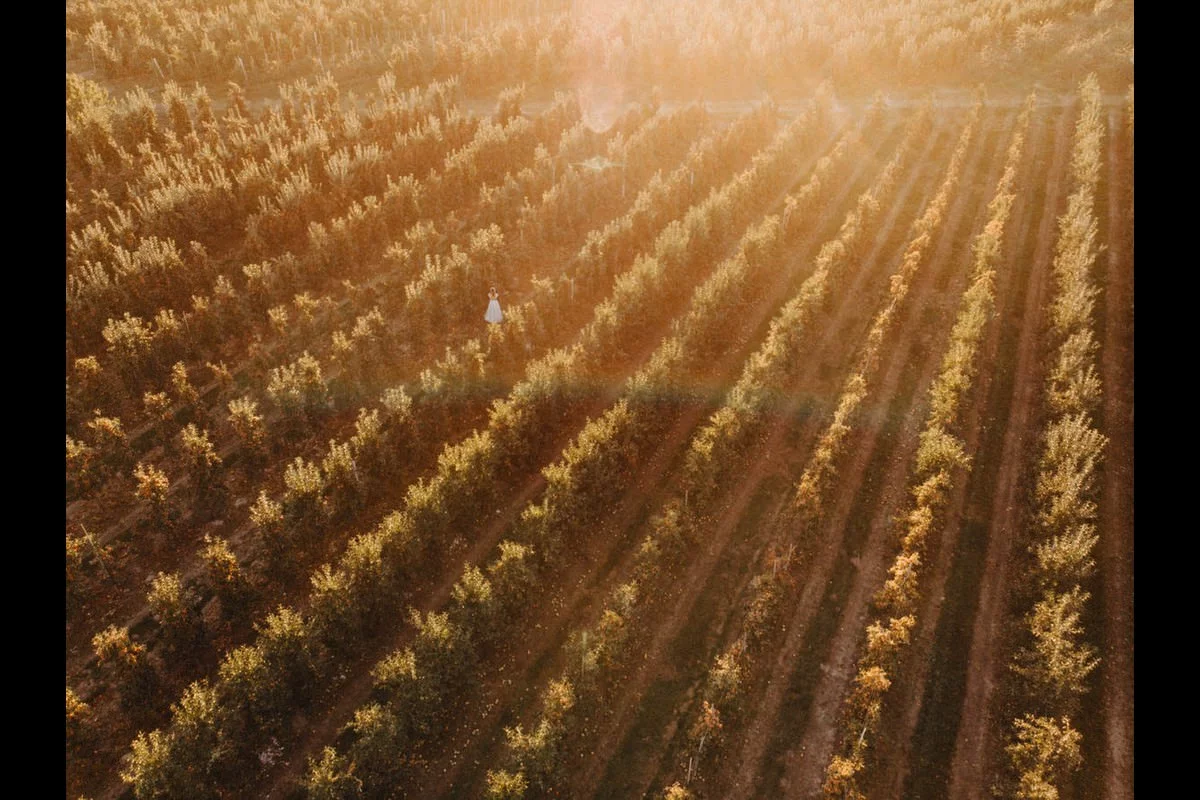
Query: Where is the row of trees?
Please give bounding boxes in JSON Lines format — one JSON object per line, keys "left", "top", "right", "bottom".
{"left": 394, "top": 101, "right": 711, "bottom": 351}
{"left": 67, "top": 0, "right": 574, "bottom": 86}
{"left": 483, "top": 100, "right": 939, "bottom": 797}
{"left": 66, "top": 81, "right": 574, "bottom": 460}
{"left": 67, "top": 87, "right": 579, "bottom": 514}
{"left": 572, "top": 101, "right": 780, "bottom": 293}
{"left": 67, "top": 73, "right": 467, "bottom": 341}
{"left": 67, "top": 72, "right": 459, "bottom": 251}
{"left": 72, "top": 94, "right": 496, "bottom": 382}
{"left": 788, "top": 100, "right": 981, "bottom": 530}
{"left": 68, "top": 72, "right": 467, "bottom": 403}
{"left": 299, "top": 99, "right": 833, "bottom": 795}
{"left": 68, "top": 85, "right": 725, "bottom": 458}
{"left": 116, "top": 100, "right": 830, "bottom": 798}
{"left": 1000, "top": 75, "right": 1106, "bottom": 800}
{"left": 820, "top": 94, "right": 1035, "bottom": 799}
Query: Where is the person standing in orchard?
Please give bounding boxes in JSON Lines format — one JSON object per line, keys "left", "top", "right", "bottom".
{"left": 485, "top": 287, "right": 503, "bottom": 324}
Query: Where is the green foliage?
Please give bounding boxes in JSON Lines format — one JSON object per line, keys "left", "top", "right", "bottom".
{"left": 309, "top": 564, "right": 359, "bottom": 650}
{"left": 267, "top": 304, "right": 290, "bottom": 337}
{"left": 102, "top": 313, "right": 154, "bottom": 373}
{"left": 994, "top": 79, "right": 1107, "bottom": 787}
{"left": 321, "top": 440, "right": 362, "bottom": 514}
{"left": 688, "top": 699, "right": 723, "bottom": 751}
{"left": 201, "top": 534, "right": 250, "bottom": 612}
{"left": 873, "top": 552, "right": 923, "bottom": 616}
{"left": 1046, "top": 330, "right": 1101, "bottom": 416}
{"left": 303, "top": 746, "right": 362, "bottom": 800}
{"left": 818, "top": 102, "right": 1033, "bottom": 794}
{"left": 88, "top": 413, "right": 130, "bottom": 470}
{"left": 409, "top": 609, "right": 473, "bottom": 703}
{"left": 503, "top": 679, "right": 576, "bottom": 790}
{"left": 343, "top": 702, "right": 404, "bottom": 792}
{"left": 256, "top": 606, "right": 321, "bottom": 704}
{"left": 450, "top": 564, "right": 496, "bottom": 642}
{"left": 207, "top": 361, "right": 234, "bottom": 391}
{"left": 523, "top": 399, "right": 638, "bottom": 559}
{"left": 66, "top": 436, "right": 96, "bottom": 495}
{"left": 143, "top": 390, "right": 172, "bottom": 424}
{"left": 1032, "top": 524, "right": 1098, "bottom": 589}
{"left": 178, "top": 424, "right": 221, "bottom": 493}
{"left": 249, "top": 490, "right": 286, "bottom": 561}
{"left": 283, "top": 457, "right": 327, "bottom": 534}
{"left": 168, "top": 681, "right": 230, "bottom": 795}
{"left": 706, "top": 644, "right": 743, "bottom": 709}
{"left": 648, "top": 500, "right": 690, "bottom": 560}
{"left": 227, "top": 397, "right": 265, "bottom": 452}
{"left": 1012, "top": 587, "right": 1098, "bottom": 709}
{"left": 133, "top": 461, "right": 171, "bottom": 528}
{"left": 486, "top": 769, "right": 528, "bottom": 799}
{"left": 93, "top": 625, "right": 158, "bottom": 712}
{"left": 67, "top": 686, "right": 91, "bottom": 744}
{"left": 93, "top": 624, "right": 139, "bottom": 667}
{"left": 66, "top": 535, "right": 88, "bottom": 588}
{"left": 1005, "top": 715, "right": 1083, "bottom": 800}
{"left": 267, "top": 351, "right": 328, "bottom": 421}
{"left": 147, "top": 571, "right": 197, "bottom": 644}
{"left": 348, "top": 408, "right": 389, "bottom": 476}
{"left": 217, "top": 644, "right": 286, "bottom": 741}
{"left": 662, "top": 783, "right": 694, "bottom": 800}
{"left": 372, "top": 647, "right": 419, "bottom": 706}
{"left": 123, "top": 729, "right": 180, "bottom": 799}
{"left": 1034, "top": 414, "right": 1107, "bottom": 538}
{"left": 743, "top": 570, "right": 784, "bottom": 644}
{"left": 170, "top": 361, "right": 199, "bottom": 408}
{"left": 823, "top": 753, "right": 867, "bottom": 800}
{"left": 380, "top": 386, "right": 413, "bottom": 426}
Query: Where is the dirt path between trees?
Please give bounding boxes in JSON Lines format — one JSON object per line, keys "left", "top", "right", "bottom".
{"left": 942, "top": 103, "right": 1074, "bottom": 800}
{"left": 1098, "top": 106, "right": 1134, "bottom": 800}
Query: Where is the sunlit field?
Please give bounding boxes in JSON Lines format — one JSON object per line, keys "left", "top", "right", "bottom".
{"left": 66, "top": 2, "right": 1133, "bottom": 798}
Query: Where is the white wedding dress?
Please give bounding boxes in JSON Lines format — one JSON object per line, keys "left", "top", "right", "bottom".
{"left": 485, "top": 295, "right": 503, "bottom": 323}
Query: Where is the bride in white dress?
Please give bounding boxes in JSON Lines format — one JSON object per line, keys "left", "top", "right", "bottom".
{"left": 485, "top": 287, "right": 503, "bottom": 324}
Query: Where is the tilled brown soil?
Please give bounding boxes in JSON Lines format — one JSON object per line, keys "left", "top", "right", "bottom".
{"left": 1094, "top": 106, "right": 1134, "bottom": 800}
